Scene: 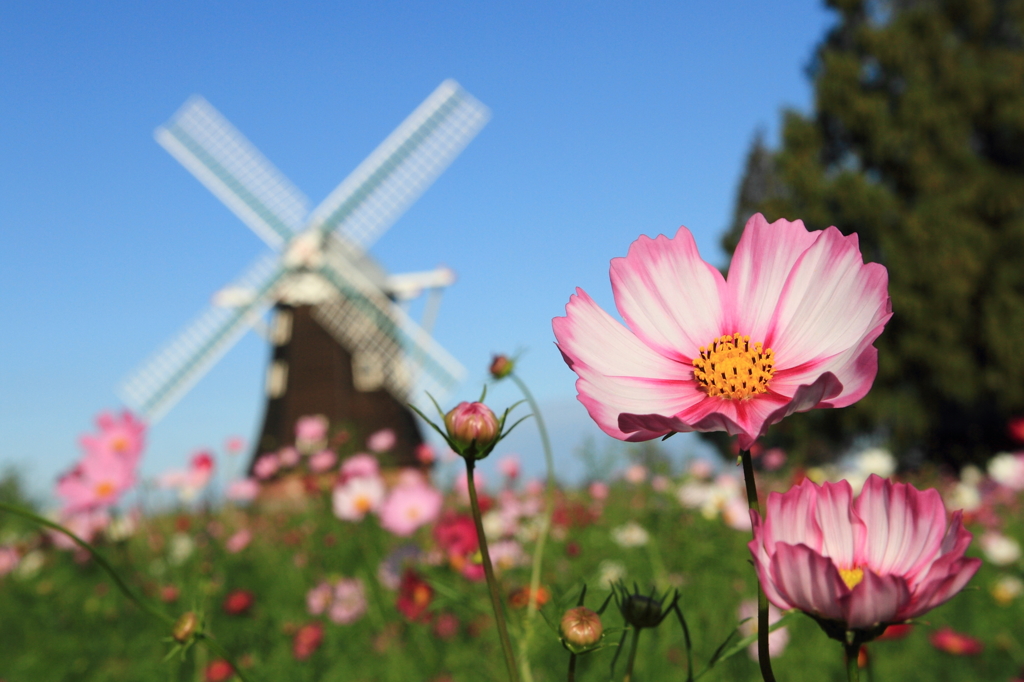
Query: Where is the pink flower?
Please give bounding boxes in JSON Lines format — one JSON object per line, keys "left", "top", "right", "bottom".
{"left": 224, "top": 436, "right": 246, "bottom": 455}
{"left": 588, "top": 481, "right": 609, "bottom": 502}
{"left": 379, "top": 480, "right": 443, "bottom": 536}
{"left": 253, "top": 453, "right": 280, "bottom": 480}
{"left": 50, "top": 509, "right": 111, "bottom": 550}
{"left": 225, "top": 528, "right": 252, "bottom": 554}
{"left": 329, "top": 578, "right": 368, "bottom": 624}
{"left": 750, "top": 475, "right": 981, "bottom": 635}
{"left": 306, "top": 581, "right": 333, "bottom": 615}
{"left": 278, "top": 446, "right": 300, "bottom": 468}
{"left": 309, "top": 449, "right": 338, "bottom": 473}
{"left": 295, "top": 414, "right": 329, "bottom": 448}
{"left": 56, "top": 449, "right": 136, "bottom": 514}
{"left": 367, "top": 428, "right": 397, "bottom": 453}
{"left": 79, "top": 410, "right": 146, "bottom": 469}
{"left": 0, "top": 546, "right": 20, "bottom": 577}
{"left": 762, "top": 447, "right": 787, "bottom": 471}
{"left": 498, "top": 455, "right": 520, "bottom": 481}
{"left": 332, "top": 475, "right": 386, "bottom": 521}
{"left": 341, "top": 454, "right": 380, "bottom": 481}
{"left": 415, "top": 443, "right": 436, "bottom": 465}
{"left": 226, "top": 478, "right": 259, "bottom": 502}
{"left": 624, "top": 464, "right": 647, "bottom": 485}
{"left": 552, "top": 214, "right": 891, "bottom": 450}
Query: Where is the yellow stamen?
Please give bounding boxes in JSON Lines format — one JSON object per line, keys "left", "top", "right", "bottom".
{"left": 95, "top": 481, "right": 116, "bottom": 498}
{"left": 355, "top": 496, "right": 372, "bottom": 513}
{"left": 692, "top": 333, "right": 775, "bottom": 400}
{"left": 839, "top": 566, "right": 864, "bottom": 590}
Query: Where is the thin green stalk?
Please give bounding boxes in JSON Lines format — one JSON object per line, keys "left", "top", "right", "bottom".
{"left": 464, "top": 458, "right": 521, "bottom": 682}
{"left": 739, "top": 449, "right": 777, "bottom": 682}
{"left": 623, "top": 627, "right": 642, "bottom": 682}
{"left": 510, "top": 372, "right": 556, "bottom": 682}
{"left": 567, "top": 653, "right": 578, "bottom": 682}
{"left": 845, "top": 643, "right": 860, "bottom": 682}
{"left": 0, "top": 501, "right": 173, "bottom": 626}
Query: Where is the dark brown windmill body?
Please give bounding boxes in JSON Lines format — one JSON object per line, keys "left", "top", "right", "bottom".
{"left": 253, "top": 303, "right": 424, "bottom": 466}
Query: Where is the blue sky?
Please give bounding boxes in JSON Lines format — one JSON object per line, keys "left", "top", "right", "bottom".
{"left": 0, "top": 1, "right": 835, "bottom": 499}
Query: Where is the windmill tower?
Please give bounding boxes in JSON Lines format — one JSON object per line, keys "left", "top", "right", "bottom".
{"left": 120, "top": 81, "right": 489, "bottom": 466}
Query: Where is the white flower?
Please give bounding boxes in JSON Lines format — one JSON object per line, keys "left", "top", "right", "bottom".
{"left": 15, "top": 550, "right": 44, "bottom": 579}
{"left": 482, "top": 510, "right": 507, "bottom": 541}
{"left": 332, "top": 475, "right": 385, "bottom": 521}
{"left": 991, "top": 575, "right": 1023, "bottom": 605}
{"left": 946, "top": 481, "right": 981, "bottom": 513}
{"left": 597, "top": 560, "right": 627, "bottom": 588}
{"left": 168, "top": 533, "right": 195, "bottom": 566}
{"left": 854, "top": 447, "right": 896, "bottom": 478}
{"left": 988, "top": 453, "right": 1024, "bottom": 491}
{"left": 980, "top": 532, "right": 1022, "bottom": 566}
{"left": 611, "top": 521, "right": 650, "bottom": 548}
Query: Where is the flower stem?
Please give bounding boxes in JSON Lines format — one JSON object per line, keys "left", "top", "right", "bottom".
{"left": 0, "top": 501, "right": 173, "bottom": 626}
{"left": 464, "top": 457, "right": 521, "bottom": 682}
{"left": 567, "top": 653, "right": 578, "bottom": 682}
{"left": 623, "top": 627, "right": 642, "bottom": 682}
{"left": 845, "top": 642, "right": 860, "bottom": 682}
{"left": 739, "top": 449, "right": 777, "bottom": 682}
{"left": 510, "top": 372, "right": 556, "bottom": 682}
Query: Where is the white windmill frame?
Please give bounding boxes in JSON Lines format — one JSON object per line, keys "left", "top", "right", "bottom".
{"left": 120, "top": 80, "right": 489, "bottom": 422}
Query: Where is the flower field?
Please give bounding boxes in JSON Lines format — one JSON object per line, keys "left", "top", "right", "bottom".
{"left": 1, "top": 427, "right": 1023, "bottom": 681}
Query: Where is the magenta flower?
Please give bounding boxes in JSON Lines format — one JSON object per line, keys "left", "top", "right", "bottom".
{"left": 367, "top": 428, "right": 397, "bottom": 453}
{"left": 552, "top": 214, "right": 891, "bottom": 449}
{"left": 340, "top": 453, "right": 380, "bottom": 481}
{"left": 55, "top": 450, "right": 136, "bottom": 514}
{"left": 79, "top": 410, "right": 146, "bottom": 469}
{"left": 749, "top": 475, "right": 980, "bottom": 637}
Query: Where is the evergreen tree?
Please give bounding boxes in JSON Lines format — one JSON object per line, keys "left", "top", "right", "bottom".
{"left": 722, "top": 0, "right": 1024, "bottom": 467}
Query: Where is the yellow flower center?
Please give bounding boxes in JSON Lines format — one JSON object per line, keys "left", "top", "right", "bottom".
{"left": 839, "top": 566, "right": 865, "bottom": 590}
{"left": 95, "top": 481, "right": 116, "bottom": 499}
{"left": 355, "top": 496, "right": 372, "bottom": 513}
{"left": 692, "top": 333, "right": 775, "bottom": 400}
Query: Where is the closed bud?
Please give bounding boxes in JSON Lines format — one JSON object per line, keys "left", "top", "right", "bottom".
{"left": 489, "top": 355, "right": 514, "bottom": 379}
{"left": 172, "top": 611, "right": 199, "bottom": 643}
{"left": 444, "top": 402, "right": 500, "bottom": 459}
{"left": 621, "top": 594, "right": 662, "bottom": 629}
{"left": 560, "top": 606, "right": 603, "bottom": 649}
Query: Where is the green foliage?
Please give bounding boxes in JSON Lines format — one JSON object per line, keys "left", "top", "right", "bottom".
{"left": 722, "top": 0, "right": 1024, "bottom": 466}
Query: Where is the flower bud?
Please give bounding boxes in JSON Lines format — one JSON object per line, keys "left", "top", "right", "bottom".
{"left": 560, "top": 606, "right": 603, "bottom": 649}
{"left": 620, "top": 594, "right": 662, "bottom": 629}
{"left": 444, "top": 402, "right": 500, "bottom": 459}
{"left": 172, "top": 611, "right": 199, "bottom": 643}
{"left": 489, "top": 355, "right": 514, "bottom": 379}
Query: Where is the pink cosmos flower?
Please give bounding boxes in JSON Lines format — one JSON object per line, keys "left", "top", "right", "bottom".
{"left": 226, "top": 478, "right": 260, "bottom": 502}
{"left": 306, "top": 581, "right": 333, "bottom": 615}
{"left": 278, "top": 446, "right": 301, "bottom": 468}
{"left": 0, "top": 546, "right": 20, "bottom": 577}
{"left": 367, "top": 428, "right": 397, "bottom": 453}
{"left": 415, "top": 443, "right": 436, "bottom": 465}
{"left": 329, "top": 578, "right": 368, "bottom": 624}
{"left": 332, "top": 475, "right": 386, "bottom": 521}
{"left": 79, "top": 410, "right": 146, "bottom": 469}
{"left": 50, "top": 509, "right": 111, "bottom": 550}
{"left": 253, "top": 453, "right": 280, "bottom": 480}
{"left": 498, "top": 455, "right": 521, "bottom": 481}
{"left": 340, "top": 453, "right": 380, "bottom": 481}
{"left": 225, "top": 528, "right": 253, "bottom": 554}
{"left": 309, "top": 449, "right": 338, "bottom": 473}
{"left": 929, "top": 627, "right": 984, "bottom": 655}
{"left": 552, "top": 214, "right": 891, "bottom": 450}
{"left": 749, "top": 474, "right": 980, "bottom": 635}
{"left": 56, "top": 450, "right": 136, "bottom": 514}
{"left": 295, "top": 414, "right": 329, "bottom": 448}
{"left": 738, "top": 598, "right": 789, "bottom": 660}
{"left": 379, "top": 480, "right": 443, "bottom": 536}
{"left": 224, "top": 436, "right": 246, "bottom": 455}
{"left": 589, "top": 481, "right": 609, "bottom": 502}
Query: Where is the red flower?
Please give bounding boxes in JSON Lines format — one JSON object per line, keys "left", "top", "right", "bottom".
{"left": 1009, "top": 416, "right": 1024, "bottom": 444}
{"left": 876, "top": 623, "right": 913, "bottom": 641}
{"left": 930, "top": 627, "right": 983, "bottom": 655}
{"left": 509, "top": 585, "right": 550, "bottom": 609}
{"left": 433, "top": 513, "right": 478, "bottom": 557}
{"left": 396, "top": 569, "right": 434, "bottom": 622}
{"left": 292, "top": 622, "right": 325, "bottom": 661}
{"left": 223, "top": 589, "right": 254, "bottom": 616}
{"left": 204, "top": 659, "right": 235, "bottom": 682}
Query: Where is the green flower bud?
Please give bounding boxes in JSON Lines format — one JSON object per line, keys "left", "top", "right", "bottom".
{"left": 560, "top": 606, "right": 603, "bottom": 649}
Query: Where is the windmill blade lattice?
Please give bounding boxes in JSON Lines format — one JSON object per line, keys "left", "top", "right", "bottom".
{"left": 308, "top": 79, "right": 490, "bottom": 251}
{"left": 313, "top": 253, "right": 464, "bottom": 401}
{"left": 156, "top": 96, "right": 310, "bottom": 250}
{"left": 120, "top": 254, "right": 287, "bottom": 421}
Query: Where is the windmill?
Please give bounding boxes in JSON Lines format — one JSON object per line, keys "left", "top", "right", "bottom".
{"left": 120, "top": 80, "right": 490, "bottom": 466}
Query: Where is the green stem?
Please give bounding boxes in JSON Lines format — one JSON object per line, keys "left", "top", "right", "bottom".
{"left": 739, "top": 450, "right": 777, "bottom": 682}
{"left": 464, "top": 458, "right": 521, "bottom": 682}
{"left": 623, "top": 627, "right": 642, "bottom": 682}
{"left": 510, "top": 372, "right": 556, "bottom": 682}
{"left": 845, "top": 642, "right": 860, "bottom": 682}
{"left": 0, "top": 501, "right": 173, "bottom": 626}
{"left": 567, "top": 653, "right": 578, "bottom": 682}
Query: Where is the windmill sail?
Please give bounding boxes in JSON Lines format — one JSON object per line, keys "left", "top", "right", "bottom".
{"left": 156, "top": 96, "right": 309, "bottom": 249}
{"left": 308, "top": 79, "right": 490, "bottom": 251}
{"left": 120, "top": 254, "right": 286, "bottom": 420}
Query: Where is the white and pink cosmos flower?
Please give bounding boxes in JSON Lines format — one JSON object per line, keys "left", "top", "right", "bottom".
{"left": 553, "top": 214, "right": 891, "bottom": 450}
{"left": 379, "top": 476, "right": 443, "bottom": 536}
{"left": 749, "top": 474, "right": 980, "bottom": 634}
{"left": 332, "top": 475, "right": 386, "bottom": 522}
